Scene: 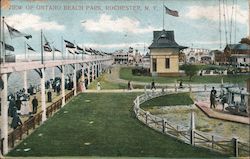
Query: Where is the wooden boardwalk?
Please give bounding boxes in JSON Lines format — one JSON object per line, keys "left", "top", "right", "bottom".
{"left": 195, "top": 101, "right": 250, "bottom": 125}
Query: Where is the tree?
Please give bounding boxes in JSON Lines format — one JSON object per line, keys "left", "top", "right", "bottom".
{"left": 240, "top": 38, "right": 250, "bottom": 45}
{"left": 180, "top": 64, "right": 199, "bottom": 81}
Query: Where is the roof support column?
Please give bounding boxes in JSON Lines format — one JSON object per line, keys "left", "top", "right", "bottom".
{"left": 92, "top": 63, "right": 95, "bottom": 81}
{"left": 1, "top": 73, "right": 8, "bottom": 155}
{"left": 23, "top": 70, "right": 28, "bottom": 93}
{"left": 40, "top": 68, "right": 46, "bottom": 123}
{"left": 73, "top": 64, "right": 77, "bottom": 96}
{"left": 61, "top": 65, "right": 65, "bottom": 106}
{"left": 81, "top": 64, "right": 85, "bottom": 92}
{"left": 87, "top": 63, "right": 90, "bottom": 86}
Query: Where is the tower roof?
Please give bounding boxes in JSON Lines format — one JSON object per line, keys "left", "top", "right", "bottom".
{"left": 148, "top": 30, "right": 187, "bottom": 50}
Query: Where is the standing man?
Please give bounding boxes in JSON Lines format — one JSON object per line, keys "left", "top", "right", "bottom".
{"left": 151, "top": 80, "right": 156, "bottom": 90}
{"left": 210, "top": 87, "right": 217, "bottom": 109}
{"left": 32, "top": 96, "right": 38, "bottom": 114}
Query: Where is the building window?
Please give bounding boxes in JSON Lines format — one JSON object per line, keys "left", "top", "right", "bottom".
{"left": 165, "top": 58, "right": 170, "bottom": 68}
{"left": 152, "top": 58, "right": 157, "bottom": 72}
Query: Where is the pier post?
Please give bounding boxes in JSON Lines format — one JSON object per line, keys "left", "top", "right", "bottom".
{"left": 232, "top": 137, "right": 239, "bottom": 157}
{"left": 23, "top": 70, "right": 28, "bottom": 93}
{"left": 73, "top": 64, "right": 77, "bottom": 96}
{"left": 87, "top": 63, "right": 90, "bottom": 86}
{"left": 1, "top": 73, "right": 8, "bottom": 154}
{"left": 190, "top": 110, "right": 195, "bottom": 146}
{"left": 40, "top": 68, "right": 47, "bottom": 122}
{"left": 61, "top": 65, "right": 65, "bottom": 106}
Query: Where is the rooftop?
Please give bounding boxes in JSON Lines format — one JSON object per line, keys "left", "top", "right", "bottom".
{"left": 148, "top": 30, "right": 187, "bottom": 50}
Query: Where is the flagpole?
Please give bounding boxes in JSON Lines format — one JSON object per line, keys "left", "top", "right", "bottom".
{"left": 24, "top": 41, "right": 27, "bottom": 60}
{"left": 41, "top": 30, "right": 44, "bottom": 64}
{"left": 52, "top": 47, "right": 55, "bottom": 61}
{"left": 0, "top": 1, "right": 2, "bottom": 65}
{"left": 2, "top": 16, "right": 5, "bottom": 64}
{"left": 61, "top": 36, "right": 64, "bottom": 60}
{"left": 163, "top": 2, "right": 165, "bottom": 30}
{"left": 82, "top": 44, "right": 84, "bottom": 60}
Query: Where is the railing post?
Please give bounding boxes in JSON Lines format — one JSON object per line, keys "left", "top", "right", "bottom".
{"left": 232, "top": 137, "right": 239, "bottom": 157}
{"left": 145, "top": 112, "right": 149, "bottom": 125}
{"left": 211, "top": 135, "right": 214, "bottom": 149}
{"left": 162, "top": 119, "right": 166, "bottom": 133}
{"left": 175, "top": 83, "right": 177, "bottom": 92}
{"left": 190, "top": 110, "right": 195, "bottom": 146}
{"left": 189, "top": 84, "right": 192, "bottom": 94}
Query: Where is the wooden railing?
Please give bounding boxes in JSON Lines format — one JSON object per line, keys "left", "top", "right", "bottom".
{"left": 0, "top": 138, "right": 4, "bottom": 155}
{"left": 7, "top": 90, "right": 74, "bottom": 149}
{"left": 65, "top": 90, "right": 74, "bottom": 102}
{"left": 133, "top": 91, "right": 250, "bottom": 157}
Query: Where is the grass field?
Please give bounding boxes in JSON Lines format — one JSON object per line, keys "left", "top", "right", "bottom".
{"left": 120, "top": 67, "right": 249, "bottom": 84}
{"left": 88, "top": 74, "right": 127, "bottom": 90}
{"left": 8, "top": 93, "right": 224, "bottom": 157}
{"left": 88, "top": 74, "right": 144, "bottom": 90}
{"left": 140, "top": 93, "right": 194, "bottom": 109}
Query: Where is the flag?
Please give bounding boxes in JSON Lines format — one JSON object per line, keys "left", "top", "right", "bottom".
{"left": 1, "top": 41, "right": 14, "bottom": 51}
{"left": 5, "top": 23, "right": 32, "bottom": 39}
{"left": 164, "top": 5, "right": 179, "bottom": 17}
{"left": 64, "top": 40, "right": 75, "bottom": 48}
{"left": 43, "top": 35, "right": 52, "bottom": 52}
{"left": 27, "top": 44, "right": 35, "bottom": 52}
{"left": 53, "top": 47, "right": 61, "bottom": 52}
{"left": 68, "top": 50, "right": 74, "bottom": 54}
{"left": 44, "top": 44, "right": 52, "bottom": 52}
{"left": 77, "top": 45, "right": 84, "bottom": 51}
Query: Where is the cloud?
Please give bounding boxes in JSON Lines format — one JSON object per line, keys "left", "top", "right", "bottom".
{"left": 6, "top": 13, "right": 65, "bottom": 31}
{"left": 185, "top": 5, "right": 248, "bottom": 24}
{"left": 81, "top": 14, "right": 157, "bottom": 34}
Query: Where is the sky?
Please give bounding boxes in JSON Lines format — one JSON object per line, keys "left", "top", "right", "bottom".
{"left": 1, "top": 0, "right": 249, "bottom": 55}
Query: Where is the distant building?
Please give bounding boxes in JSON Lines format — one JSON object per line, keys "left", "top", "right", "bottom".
{"left": 148, "top": 30, "right": 187, "bottom": 76}
{"left": 128, "top": 47, "right": 134, "bottom": 64}
{"left": 134, "top": 49, "right": 143, "bottom": 64}
{"left": 183, "top": 48, "right": 213, "bottom": 64}
{"left": 224, "top": 44, "right": 250, "bottom": 69}
{"left": 142, "top": 52, "right": 150, "bottom": 68}
{"left": 113, "top": 49, "right": 128, "bottom": 64}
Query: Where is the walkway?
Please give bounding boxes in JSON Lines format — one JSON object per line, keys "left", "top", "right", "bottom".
{"left": 195, "top": 101, "right": 250, "bottom": 124}
{"left": 107, "top": 65, "right": 222, "bottom": 88}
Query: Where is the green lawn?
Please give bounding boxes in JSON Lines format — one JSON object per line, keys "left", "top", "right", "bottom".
{"left": 8, "top": 93, "right": 224, "bottom": 157}
{"left": 89, "top": 74, "right": 144, "bottom": 90}
{"left": 140, "top": 93, "right": 194, "bottom": 109}
{"left": 88, "top": 74, "right": 127, "bottom": 90}
{"left": 120, "top": 67, "right": 249, "bottom": 84}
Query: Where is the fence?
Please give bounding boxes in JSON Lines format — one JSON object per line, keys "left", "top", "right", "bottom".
{"left": 133, "top": 91, "right": 250, "bottom": 157}
{"left": 7, "top": 90, "right": 74, "bottom": 149}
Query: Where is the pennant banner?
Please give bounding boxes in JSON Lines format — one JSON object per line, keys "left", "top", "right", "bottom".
{"left": 1, "top": 41, "right": 14, "bottom": 51}
{"left": 64, "top": 40, "right": 75, "bottom": 48}
{"left": 5, "top": 23, "right": 32, "bottom": 39}
{"left": 53, "top": 47, "right": 61, "bottom": 52}
{"left": 27, "top": 44, "right": 36, "bottom": 52}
